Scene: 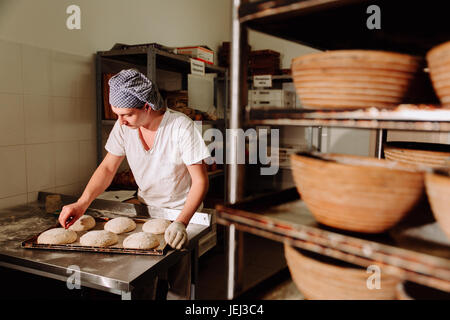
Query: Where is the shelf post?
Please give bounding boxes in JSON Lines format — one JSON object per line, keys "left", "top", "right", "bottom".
{"left": 375, "top": 129, "right": 387, "bottom": 159}
{"left": 147, "top": 48, "right": 157, "bottom": 83}
{"left": 226, "top": 0, "right": 248, "bottom": 300}
{"left": 228, "top": 0, "right": 247, "bottom": 205}
{"left": 317, "top": 126, "right": 323, "bottom": 152}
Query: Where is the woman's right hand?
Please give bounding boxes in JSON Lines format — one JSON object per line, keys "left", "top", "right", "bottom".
{"left": 58, "top": 202, "right": 87, "bottom": 229}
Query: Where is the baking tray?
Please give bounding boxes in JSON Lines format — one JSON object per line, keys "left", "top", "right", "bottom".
{"left": 21, "top": 215, "right": 168, "bottom": 256}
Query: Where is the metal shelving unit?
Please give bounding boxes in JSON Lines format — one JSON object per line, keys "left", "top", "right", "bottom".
{"left": 217, "top": 189, "right": 450, "bottom": 292}
{"left": 247, "top": 106, "right": 450, "bottom": 131}
{"left": 220, "top": 0, "right": 450, "bottom": 299}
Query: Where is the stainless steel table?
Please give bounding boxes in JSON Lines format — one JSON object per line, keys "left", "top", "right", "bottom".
{"left": 0, "top": 199, "right": 211, "bottom": 300}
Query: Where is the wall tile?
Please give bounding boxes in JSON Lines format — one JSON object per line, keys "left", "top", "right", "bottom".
{"left": 0, "top": 40, "right": 23, "bottom": 94}
{"left": 79, "top": 140, "right": 97, "bottom": 183}
{"left": 0, "top": 93, "right": 25, "bottom": 146}
{"left": 27, "top": 187, "right": 56, "bottom": 204}
{"left": 24, "top": 94, "right": 53, "bottom": 144}
{"left": 50, "top": 51, "right": 80, "bottom": 97}
{"left": 50, "top": 52, "right": 95, "bottom": 99}
{"left": 22, "top": 45, "right": 51, "bottom": 95}
{"left": 0, "top": 194, "right": 27, "bottom": 210}
{"left": 27, "top": 192, "right": 39, "bottom": 204}
{"left": 78, "top": 98, "right": 97, "bottom": 141}
{"left": 0, "top": 145, "right": 27, "bottom": 198}
{"left": 77, "top": 56, "right": 96, "bottom": 99}
{"left": 52, "top": 97, "right": 79, "bottom": 141}
{"left": 54, "top": 183, "right": 83, "bottom": 197}
{"left": 54, "top": 141, "right": 79, "bottom": 186}
{"left": 25, "top": 143, "right": 55, "bottom": 192}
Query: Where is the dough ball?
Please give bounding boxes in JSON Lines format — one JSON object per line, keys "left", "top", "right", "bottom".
{"left": 104, "top": 217, "right": 136, "bottom": 234}
{"left": 123, "top": 232, "right": 160, "bottom": 250}
{"left": 142, "top": 218, "right": 171, "bottom": 234}
{"left": 68, "top": 215, "right": 96, "bottom": 231}
{"left": 37, "top": 228, "right": 77, "bottom": 245}
{"left": 80, "top": 230, "right": 118, "bottom": 247}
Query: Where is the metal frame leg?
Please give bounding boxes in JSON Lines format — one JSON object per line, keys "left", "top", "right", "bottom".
{"left": 375, "top": 129, "right": 388, "bottom": 159}
{"left": 226, "top": 223, "right": 245, "bottom": 300}
{"left": 123, "top": 272, "right": 158, "bottom": 300}
{"left": 190, "top": 247, "right": 198, "bottom": 300}
{"left": 317, "top": 126, "right": 323, "bottom": 152}
{"left": 226, "top": 223, "right": 236, "bottom": 300}
{"left": 121, "top": 290, "right": 132, "bottom": 300}
{"left": 226, "top": 0, "right": 246, "bottom": 301}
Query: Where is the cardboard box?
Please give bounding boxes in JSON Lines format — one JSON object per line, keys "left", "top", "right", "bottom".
{"left": 248, "top": 89, "right": 295, "bottom": 108}
{"left": 176, "top": 46, "right": 214, "bottom": 65}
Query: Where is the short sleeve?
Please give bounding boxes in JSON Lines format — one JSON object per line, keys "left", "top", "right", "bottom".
{"left": 105, "top": 120, "right": 126, "bottom": 156}
{"left": 177, "top": 118, "right": 211, "bottom": 165}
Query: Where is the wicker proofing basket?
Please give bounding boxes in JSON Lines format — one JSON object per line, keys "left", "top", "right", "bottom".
{"left": 284, "top": 243, "right": 399, "bottom": 300}
{"left": 384, "top": 141, "right": 450, "bottom": 169}
{"left": 291, "top": 50, "right": 422, "bottom": 109}
{"left": 425, "top": 170, "right": 450, "bottom": 239}
{"left": 427, "top": 41, "right": 450, "bottom": 107}
{"left": 290, "top": 153, "right": 425, "bottom": 233}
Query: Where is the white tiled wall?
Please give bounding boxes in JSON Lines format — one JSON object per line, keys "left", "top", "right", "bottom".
{"left": 0, "top": 39, "right": 97, "bottom": 209}
{"left": 0, "top": 93, "right": 25, "bottom": 146}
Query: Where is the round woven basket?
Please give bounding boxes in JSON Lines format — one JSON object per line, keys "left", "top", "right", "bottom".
{"left": 384, "top": 141, "right": 450, "bottom": 169}
{"left": 425, "top": 170, "right": 450, "bottom": 239}
{"left": 426, "top": 41, "right": 450, "bottom": 107}
{"left": 291, "top": 50, "right": 422, "bottom": 109}
{"left": 290, "top": 152, "right": 425, "bottom": 233}
{"left": 284, "top": 243, "right": 399, "bottom": 300}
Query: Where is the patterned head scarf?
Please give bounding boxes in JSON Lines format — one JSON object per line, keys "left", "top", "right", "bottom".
{"left": 108, "top": 69, "right": 165, "bottom": 110}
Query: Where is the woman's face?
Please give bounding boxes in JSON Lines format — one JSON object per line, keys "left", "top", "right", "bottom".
{"left": 111, "top": 106, "right": 146, "bottom": 128}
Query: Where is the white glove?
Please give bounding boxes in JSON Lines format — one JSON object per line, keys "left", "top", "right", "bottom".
{"left": 164, "top": 221, "right": 188, "bottom": 250}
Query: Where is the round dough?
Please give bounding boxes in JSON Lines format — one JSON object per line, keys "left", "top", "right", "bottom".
{"left": 68, "top": 215, "right": 96, "bottom": 231}
{"left": 80, "top": 230, "right": 118, "bottom": 247}
{"left": 142, "top": 218, "right": 171, "bottom": 234}
{"left": 37, "top": 228, "right": 77, "bottom": 245}
{"left": 104, "top": 217, "right": 136, "bottom": 234}
{"left": 123, "top": 232, "right": 160, "bottom": 250}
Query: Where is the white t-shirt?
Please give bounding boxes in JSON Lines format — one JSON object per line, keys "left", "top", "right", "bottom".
{"left": 105, "top": 108, "right": 211, "bottom": 210}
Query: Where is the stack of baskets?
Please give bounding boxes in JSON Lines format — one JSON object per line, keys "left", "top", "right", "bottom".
{"left": 382, "top": 142, "right": 450, "bottom": 239}
{"left": 285, "top": 44, "right": 450, "bottom": 299}
{"left": 291, "top": 50, "right": 423, "bottom": 109}
{"left": 284, "top": 243, "right": 399, "bottom": 300}
{"left": 425, "top": 168, "right": 450, "bottom": 239}
{"left": 384, "top": 142, "right": 450, "bottom": 169}
{"left": 427, "top": 41, "right": 450, "bottom": 108}
{"left": 292, "top": 43, "right": 450, "bottom": 109}
{"left": 290, "top": 152, "right": 425, "bottom": 234}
